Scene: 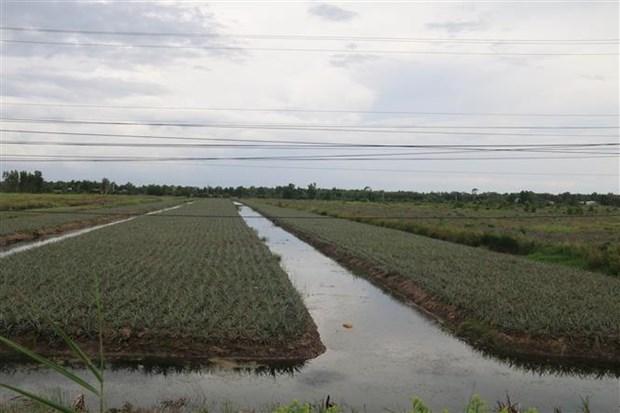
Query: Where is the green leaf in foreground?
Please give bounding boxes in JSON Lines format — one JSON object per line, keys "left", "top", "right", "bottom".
{"left": 0, "top": 383, "right": 76, "bottom": 413}
{"left": 0, "top": 336, "right": 99, "bottom": 396}
{"left": 52, "top": 322, "right": 103, "bottom": 383}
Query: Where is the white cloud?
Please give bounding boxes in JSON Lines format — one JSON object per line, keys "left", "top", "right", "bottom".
{"left": 2, "top": 1, "right": 618, "bottom": 193}
{"left": 426, "top": 19, "right": 487, "bottom": 33}
{"left": 308, "top": 3, "right": 358, "bottom": 22}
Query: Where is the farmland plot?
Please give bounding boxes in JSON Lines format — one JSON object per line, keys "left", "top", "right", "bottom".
{"left": 0, "top": 195, "right": 184, "bottom": 247}
{"left": 0, "top": 193, "right": 165, "bottom": 211}
{"left": 0, "top": 199, "right": 322, "bottom": 360}
{"left": 262, "top": 199, "right": 620, "bottom": 275}
{"left": 245, "top": 200, "right": 620, "bottom": 364}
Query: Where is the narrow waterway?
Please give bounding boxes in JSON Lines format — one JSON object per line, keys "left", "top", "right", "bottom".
{"left": 0, "top": 205, "right": 617, "bottom": 412}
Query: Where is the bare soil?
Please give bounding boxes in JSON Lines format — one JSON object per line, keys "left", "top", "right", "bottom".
{"left": 0, "top": 321, "right": 325, "bottom": 363}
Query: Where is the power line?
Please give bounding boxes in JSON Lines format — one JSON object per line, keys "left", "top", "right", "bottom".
{"left": 3, "top": 39, "right": 618, "bottom": 57}
{"left": 0, "top": 128, "right": 373, "bottom": 146}
{"left": 2, "top": 128, "right": 616, "bottom": 147}
{"left": 2, "top": 101, "right": 616, "bottom": 118}
{"left": 1, "top": 120, "right": 615, "bottom": 129}
{"left": 1, "top": 119, "right": 617, "bottom": 140}
{"left": 4, "top": 144, "right": 616, "bottom": 157}
{"left": 2, "top": 155, "right": 615, "bottom": 176}
{"left": 3, "top": 139, "right": 617, "bottom": 150}
{"left": 179, "top": 163, "right": 620, "bottom": 177}
{"left": 7, "top": 150, "right": 615, "bottom": 158}
{"left": 3, "top": 141, "right": 618, "bottom": 155}
{"left": 118, "top": 162, "right": 620, "bottom": 177}
{"left": 1, "top": 144, "right": 494, "bottom": 158}
{"left": 2, "top": 154, "right": 616, "bottom": 162}
{"left": 2, "top": 26, "right": 617, "bottom": 45}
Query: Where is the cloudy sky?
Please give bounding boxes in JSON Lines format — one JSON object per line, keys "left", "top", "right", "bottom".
{"left": 1, "top": 1, "right": 618, "bottom": 193}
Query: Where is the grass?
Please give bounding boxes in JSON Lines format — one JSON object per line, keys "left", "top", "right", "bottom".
{"left": 245, "top": 200, "right": 620, "bottom": 361}
{"left": 0, "top": 199, "right": 319, "bottom": 359}
{"left": 260, "top": 199, "right": 620, "bottom": 275}
{"left": 526, "top": 248, "right": 589, "bottom": 268}
{"left": 0, "top": 193, "right": 166, "bottom": 211}
{"left": 0, "top": 395, "right": 592, "bottom": 413}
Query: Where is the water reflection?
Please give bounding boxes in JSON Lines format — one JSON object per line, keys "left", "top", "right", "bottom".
{"left": 0, "top": 358, "right": 306, "bottom": 377}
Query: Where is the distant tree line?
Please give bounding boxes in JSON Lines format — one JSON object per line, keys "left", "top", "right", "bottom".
{"left": 1, "top": 170, "right": 619, "bottom": 207}
{"left": 1, "top": 170, "right": 45, "bottom": 193}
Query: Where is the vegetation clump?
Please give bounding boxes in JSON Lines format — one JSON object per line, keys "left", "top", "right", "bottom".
{"left": 260, "top": 199, "right": 620, "bottom": 276}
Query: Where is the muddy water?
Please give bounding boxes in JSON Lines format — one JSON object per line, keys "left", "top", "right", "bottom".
{"left": 0, "top": 205, "right": 618, "bottom": 412}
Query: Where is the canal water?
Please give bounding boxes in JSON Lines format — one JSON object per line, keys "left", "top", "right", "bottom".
{"left": 0, "top": 205, "right": 617, "bottom": 412}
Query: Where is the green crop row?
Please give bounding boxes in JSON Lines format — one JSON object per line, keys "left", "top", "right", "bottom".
{"left": 262, "top": 199, "right": 620, "bottom": 276}
{"left": 0, "top": 199, "right": 312, "bottom": 348}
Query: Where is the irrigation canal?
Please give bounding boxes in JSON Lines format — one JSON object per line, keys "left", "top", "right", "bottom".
{"left": 0, "top": 204, "right": 617, "bottom": 412}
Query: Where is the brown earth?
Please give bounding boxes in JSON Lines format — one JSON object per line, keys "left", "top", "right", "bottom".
{"left": 0, "top": 320, "right": 325, "bottom": 364}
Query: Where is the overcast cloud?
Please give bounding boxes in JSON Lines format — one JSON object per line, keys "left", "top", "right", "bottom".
{"left": 308, "top": 3, "right": 358, "bottom": 22}
{"left": 1, "top": 1, "right": 618, "bottom": 193}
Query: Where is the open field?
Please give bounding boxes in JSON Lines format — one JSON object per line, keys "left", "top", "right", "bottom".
{"left": 0, "top": 193, "right": 167, "bottom": 211}
{"left": 0, "top": 194, "right": 184, "bottom": 247}
{"left": 245, "top": 200, "right": 620, "bottom": 365}
{"left": 261, "top": 199, "right": 620, "bottom": 275}
{"left": 0, "top": 199, "right": 322, "bottom": 361}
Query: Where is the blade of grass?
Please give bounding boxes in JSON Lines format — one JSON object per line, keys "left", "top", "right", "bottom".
{"left": 95, "top": 274, "right": 105, "bottom": 413}
{"left": 0, "top": 383, "right": 76, "bottom": 413}
{"left": 0, "top": 336, "right": 99, "bottom": 396}
{"left": 44, "top": 321, "right": 103, "bottom": 384}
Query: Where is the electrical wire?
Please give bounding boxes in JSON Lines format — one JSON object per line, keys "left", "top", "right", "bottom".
{"left": 2, "top": 101, "right": 616, "bottom": 118}
{"left": 0, "top": 128, "right": 618, "bottom": 148}
{"left": 3, "top": 154, "right": 615, "bottom": 177}
{"left": 2, "top": 154, "right": 616, "bottom": 162}
{"left": 1, "top": 26, "right": 617, "bottom": 44}
{"left": 3, "top": 39, "right": 618, "bottom": 57}
{"left": 1, "top": 119, "right": 617, "bottom": 140}
{"left": 2, "top": 138, "right": 617, "bottom": 150}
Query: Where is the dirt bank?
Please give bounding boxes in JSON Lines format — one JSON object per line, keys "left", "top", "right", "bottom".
{"left": 0, "top": 320, "right": 325, "bottom": 364}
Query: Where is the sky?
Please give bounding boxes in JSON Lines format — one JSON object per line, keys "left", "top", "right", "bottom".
{"left": 0, "top": 1, "right": 618, "bottom": 193}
